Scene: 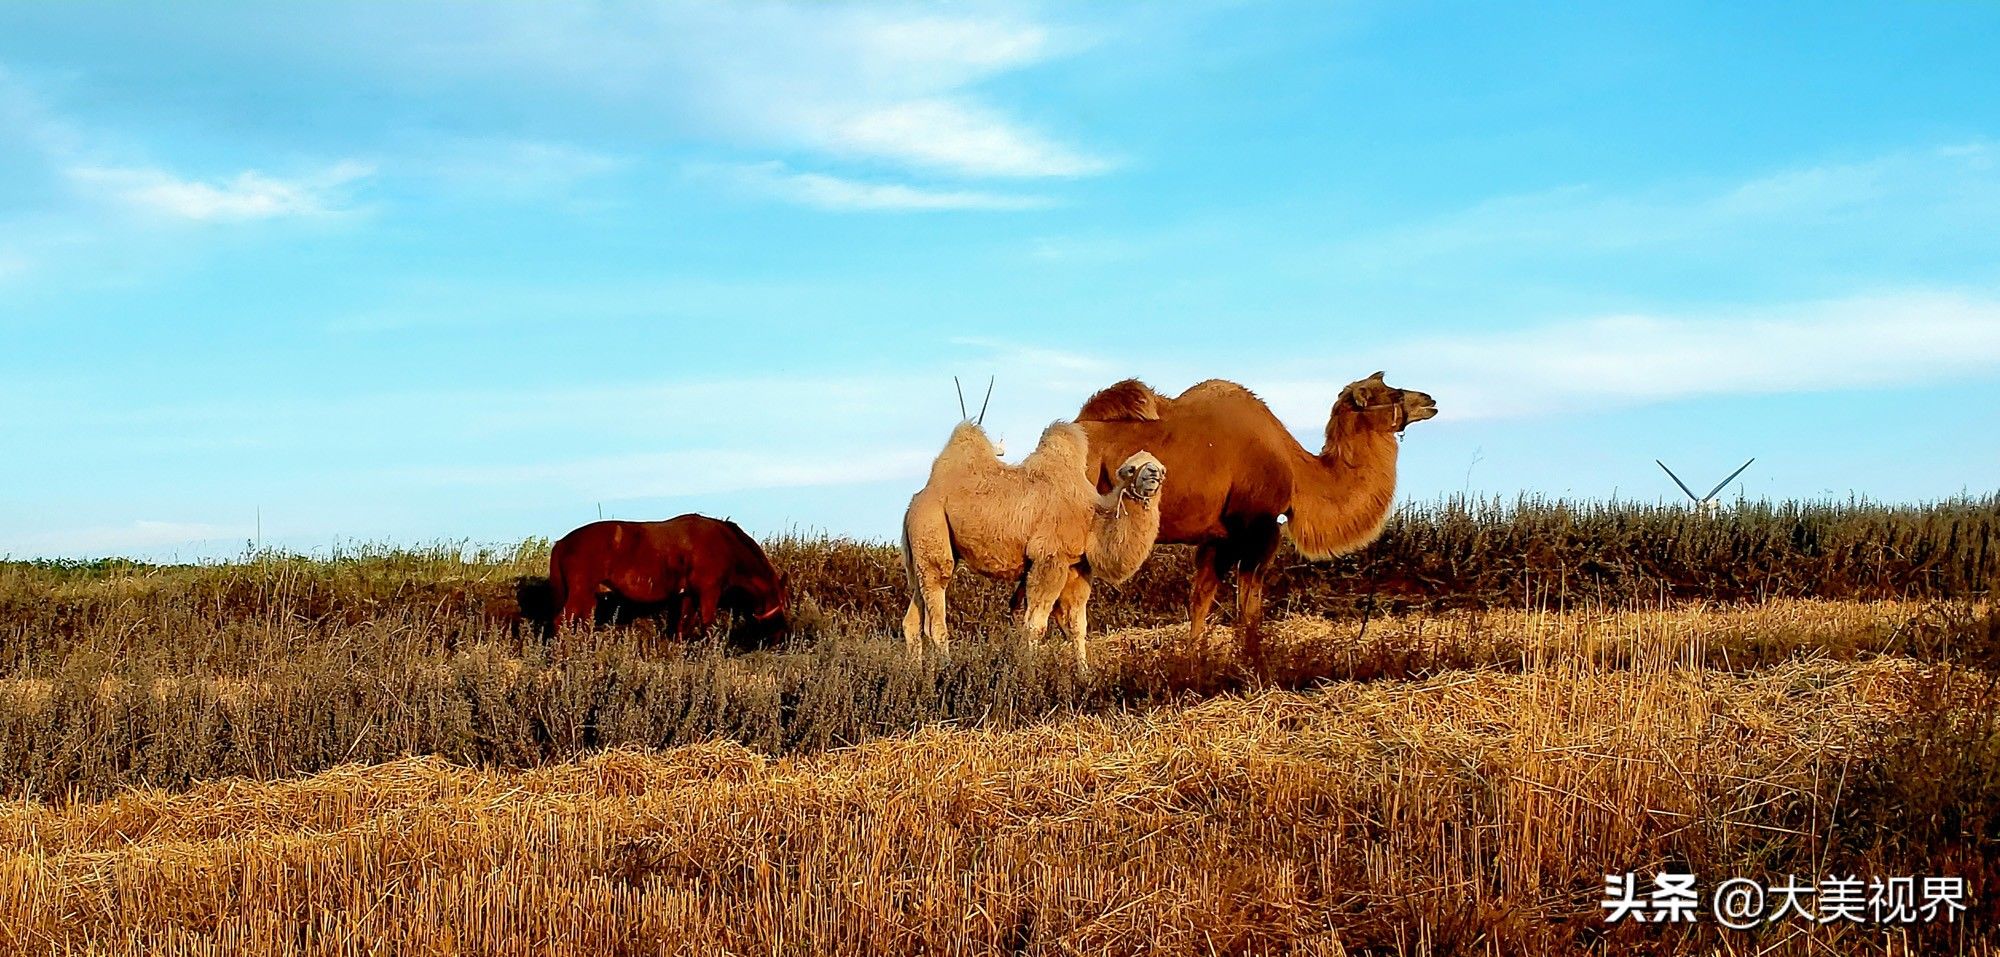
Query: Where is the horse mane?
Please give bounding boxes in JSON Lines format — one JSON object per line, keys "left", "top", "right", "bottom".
{"left": 1076, "top": 379, "right": 1163, "bottom": 422}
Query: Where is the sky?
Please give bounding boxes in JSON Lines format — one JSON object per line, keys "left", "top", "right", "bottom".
{"left": 3, "top": 1, "right": 1999, "bottom": 560}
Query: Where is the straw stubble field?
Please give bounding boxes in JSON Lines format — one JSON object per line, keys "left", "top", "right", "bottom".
{"left": 2, "top": 499, "right": 1997, "bottom": 955}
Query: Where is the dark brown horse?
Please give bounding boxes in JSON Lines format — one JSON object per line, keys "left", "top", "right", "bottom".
{"left": 544, "top": 515, "right": 789, "bottom": 646}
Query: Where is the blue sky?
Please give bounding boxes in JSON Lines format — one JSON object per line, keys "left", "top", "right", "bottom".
{"left": 3, "top": 1, "right": 1998, "bottom": 559}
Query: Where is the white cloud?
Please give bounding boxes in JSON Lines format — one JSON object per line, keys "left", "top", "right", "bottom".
{"left": 848, "top": 14, "right": 1054, "bottom": 79}
{"left": 939, "top": 292, "right": 2000, "bottom": 427}
{"left": 67, "top": 161, "right": 373, "bottom": 221}
{"left": 624, "top": 7, "right": 1108, "bottom": 178}
{"left": 718, "top": 162, "right": 1050, "bottom": 211}
{"left": 2, "top": 66, "right": 372, "bottom": 291}
{"left": 1300, "top": 291, "right": 2000, "bottom": 421}
{"left": 9, "top": 6, "right": 1112, "bottom": 228}
{"left": 825, "top": 98, "right": 1111, "bottom": 178}
{"left": 250, "top": 4, "right": 1111, "bottom": 182}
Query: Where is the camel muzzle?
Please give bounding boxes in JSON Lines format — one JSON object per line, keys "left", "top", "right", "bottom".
{"left": 1396, "top": 392, "right": 1438, "bottom": 432}
{"left": 1126, "top": 468, "right": 1164, "bottom": 501}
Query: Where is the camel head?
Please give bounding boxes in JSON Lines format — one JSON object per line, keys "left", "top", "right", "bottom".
{"left": 1334, "top": 371, "right": 1437, "bottom": 434}
{"left": 1114, "top": 451, "right": 1166, "bottom": 503}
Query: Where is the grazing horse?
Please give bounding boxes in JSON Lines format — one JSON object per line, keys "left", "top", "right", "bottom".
{"left": 545, "top": 515, "right": 789, "bottom": 647}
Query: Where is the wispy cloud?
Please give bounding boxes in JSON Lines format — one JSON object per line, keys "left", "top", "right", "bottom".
{"left": 1279, "top": 291, "right": 2000, "bottom": 422}
{"left": 824, "top": 98, "right": 1111, "bottom": 178}
{"left": 717, "top": 162, "right": 1050, "bottom": 211}
{"left": 67, "top": 161, "right": 373, "bottom": 221}
{"left": 538, "top": 6, "right": 1109, "bottom": 180}
{"left": 9, "top": 5, "right": 1112, "bottom": 224}
{"left": 721, "top": 11, "right": 1110, "bottom": 178}
{"left": 7, "top": 66, "right": 373, "bottom": 224}
{"left": 1337, "top": 143, "right": 2000, "bottom": 271}
{"left": 238, "top": 4, "right": 1109, "bottom": 184}
{"left": 1, "top": 67, "right": 375, "bottom": 291}
{"left": 942, "top": 293, "right": 2000, "bottom": 427}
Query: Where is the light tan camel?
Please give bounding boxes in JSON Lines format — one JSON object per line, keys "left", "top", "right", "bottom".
{"left": 901, "top": 420, "right": 1165, "bottom": 667}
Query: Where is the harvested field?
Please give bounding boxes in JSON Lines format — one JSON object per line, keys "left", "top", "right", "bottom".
{"left": 1, "top": 511, "right": 1995, "bottom": 954}
{"left": 1, "top": 602, "right": 1996, "bottom": 954}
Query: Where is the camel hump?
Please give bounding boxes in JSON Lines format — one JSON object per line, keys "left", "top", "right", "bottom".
{"left": 1023, "top": 420, "right": 1089, "bottom": 476}
{"left": 1077, "top": 379, "right": 1163, "bottom": 422}
{"left": 1177, "top": 379, "right": 1261, "bottom": 404}
{"left": 928, "top": 421, "right": 1001, "bottom": 479}
{"left": 943, "top": 420, "right": 996, "bottom": 454}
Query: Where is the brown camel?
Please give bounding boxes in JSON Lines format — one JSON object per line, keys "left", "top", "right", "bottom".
{"left": 1075, "top": 371, "right": 1436, "bottom": 668}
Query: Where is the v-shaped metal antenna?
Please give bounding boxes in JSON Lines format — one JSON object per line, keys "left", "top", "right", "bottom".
{"left": 952, "top": 376, "right": 995, "bottom": 425}
{"left": 944, "top": 378, "right": 992, "bottom": 422}
{"left": 1702, "top": 458, "right": 1756, "bottom": 503}
{"left": 1657, "top": 458, "right": 1756, "bottom": 507}
{"left": 1656, "top": 460, "right": 1700, "bottom": 503}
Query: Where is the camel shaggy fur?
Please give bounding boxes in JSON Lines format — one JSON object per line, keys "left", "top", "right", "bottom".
{"left": 901, "top": 420, "right": 1166, "bottom": 667}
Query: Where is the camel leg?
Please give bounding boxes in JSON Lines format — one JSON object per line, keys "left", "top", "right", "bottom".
{"left": 903, "top": 550, "right": 954, "bottom": 655}
{"left": 1188, "top": 540, "right": 1229, "bottom": 647}
{"left": 1055, "top": 569, "right": 1092, "bottom": 670}
{"left": 902, "top": 599, "right": 924, "bottom": 651}
{"left": 919, "top": 571, "right": 951, "bottom": 654}
{"left": 1020, "top": 559, "right": 1069, "bottom": 641}
{"left": 902, "top": 505, "right": 954, "bottom": 656}
{"left": 1232, "top": 520, "right": 1284, "bottom": 672}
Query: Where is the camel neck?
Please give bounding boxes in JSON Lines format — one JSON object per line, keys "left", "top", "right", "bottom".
{"left": 1282, "top": 425, "right": 1400, "bottom": 561}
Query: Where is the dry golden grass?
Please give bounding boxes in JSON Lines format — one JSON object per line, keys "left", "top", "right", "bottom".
{"left": 0, "top": 598, "right": 1932, "bottom": 711}
{"left": 2, "top": 602, "right": 1994, "bottom": 956}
